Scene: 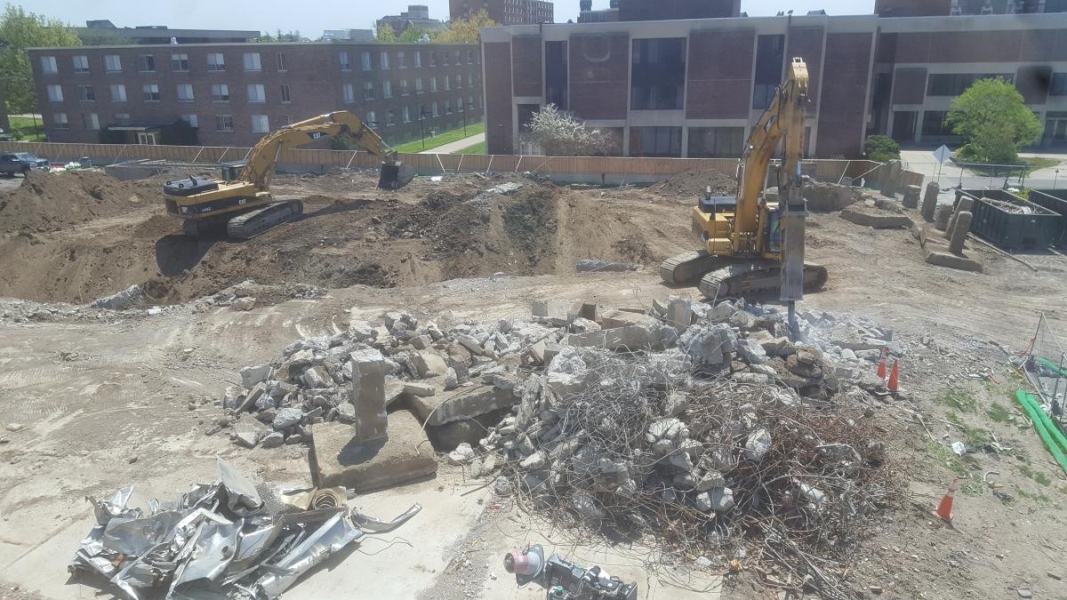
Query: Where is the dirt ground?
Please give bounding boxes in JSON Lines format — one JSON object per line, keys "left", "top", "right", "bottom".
{"left": 2, "top": 168, "right": 1067, "bottom": 600}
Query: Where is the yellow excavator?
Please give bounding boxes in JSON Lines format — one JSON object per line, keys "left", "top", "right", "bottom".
{"left": 163, "top": 111, "right": 414, "bottom": 238}
{"left": 660, "top": 57, "right": 827, "bottom": 311}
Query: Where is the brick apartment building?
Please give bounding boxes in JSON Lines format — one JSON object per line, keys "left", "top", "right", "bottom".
{"left": 450, "top": 0, "right": 554, "bottom": 24}
{"left": 28, "top": 42, "right": 483, "bottom": 147}
{"left": 482, "top": 8, "right": 1067, "bottom": 158}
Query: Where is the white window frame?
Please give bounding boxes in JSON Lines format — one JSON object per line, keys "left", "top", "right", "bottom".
{"left": 53, "top": 112, "right": 69, "bottom": 129}
{"left": 78, "top": 85, "right": 95, "bottom": 102}
{"left": 177, "top": 84, "right": 194, "bottom": 102}
{"left": 380, "top": 52, "right": 390, "bottom": 70}
{"left": 243, "top": 52, "right": 262, "bottom": 72}
{"left": 47, "top": 85, "right": 63, "bottom": 102}
{"left": 361, "top": 52, "right": 372, "bottom": 71}
{"left": 276, "top": 51, "right": 287, "bottom": 72}
{"left": 398, "top": 51, "right": 406, "bottom": 68}
{"left": 247, "top": 84, "right": 265, "bottom": 103}
{"left": 73, "top": 55, "right": 89, "bottom": 73}
{"left": 215, "top": 115, "right": 234, "bottom": 132}
{"left": 114, "top": 112, "right": 131, "bottom": 126}
{"left": 142, "top": 84, "right": 160, "bottom": 102}
{"left": 139, "top": 55, "right": 155, "bottom": 72}
{"left": 41, "top": 56, "right": 57, "bottom": 74}
{"left": 251, "top": 114, "right": 270, "bottom": 133}
{"left": 182, "top": 114, "right": 198, "bottom": 128}
{"left": 212, "top": 84, "right": 230, "bottom": 102}
{"left": 340, "top": 51, "right": 351, "bottom": 71}
{"left": 207, "top": 53, "right": 225, "bottom": 71}
{"left": 414, "top": 51, "right": 422, "bottom": 68}
{"left": 110, "top": 84, "right": 127, "bottom": 103}
{"left": 280, "top": 84, "right": 291, "bottom": 103}
{"left": 382, "top": 80, "right": 392, "bottom": 99}
{"left": 342, "top": 83, "right": 355, "bottom": 103}
{"left": 403, "top": 105, "right": 411, "bottom": 123}
{"left": 83, "top": 113, "right": 100, "bottom": 130}
{"left": 171, "top": 53, "right": 190, "bottom": 72}
{"left": 104, "top": 55, "right": 121, "bottom": 73}
{"left": 367, "top": 110, "right": 377, "bottom": 128}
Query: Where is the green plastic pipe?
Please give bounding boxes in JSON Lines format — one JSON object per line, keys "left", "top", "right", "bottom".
{"left": 1018, "top": 390, "right": 1067, "bottom": 454}
{"left": 1014, "top": 390, "right": 1067, "bottom": 474}
{"left": 1037, "top": 357, "right": 1067, "bottom": 379}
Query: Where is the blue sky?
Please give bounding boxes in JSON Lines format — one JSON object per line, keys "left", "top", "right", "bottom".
{"left": 15, "top": 0, "right": 875, "bottom": 37}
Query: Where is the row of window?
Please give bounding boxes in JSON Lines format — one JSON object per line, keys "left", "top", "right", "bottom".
{"left": 357, "top": 97, "right": 482, "bottom": 125}
{"left": 338, "top": 74, "right": 479, "bottom": 102}
{"left": 41, "top": 48, "right": 478, "bottom": 76}
{"left": 46, "top": 83, "right": 292, "bottom": 104}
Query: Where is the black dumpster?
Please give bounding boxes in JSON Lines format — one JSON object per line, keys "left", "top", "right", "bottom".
{"left": 1028, "top": 190, "right": 1067, "bottom": 246}
{"left": 957, "top": 189, "right": 1062, "bottom": 250}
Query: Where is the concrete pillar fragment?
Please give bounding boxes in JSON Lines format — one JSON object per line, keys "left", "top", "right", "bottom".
{"left": 949, "top": 211, "right": 972, "bottom": 254}
{"left": 921, "top": 182, "right": 939, "bottom": 222}
{"left": 902, "top": 185, "right": 921, "bottom": 209}
{"left": 880, "top": 161, "right": 902, "bottom": 198}
{"left": 350, "top": 348, "right": 389, "bottom": 444}
{"left": 947, "top": 197, "right": 974, "bottom": 239}
{"left": 666, "top": 296, "right": 692, "bottom": 331}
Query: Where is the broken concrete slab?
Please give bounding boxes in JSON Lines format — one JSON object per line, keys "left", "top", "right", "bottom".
{"left": 599, "top": 309, "right": 661, "bottom": 329}
{"left": 409, "top": 384, "right": 519, "bottom": 427}
{"left": 351, "top": 348, "right": 389, "bottom": 445}
{"left": 925, "top": 249, "right": 983, "bottom": 273}
{"left": 240, "top": 364, "right": 272, "bottom": 388}
{"left": 666, "top": 296, "right": 693, "bottom": 331}
{"left": 403, "top": 381, "right": 438, "bottom": 397}
{"left": 309, "top": 412, "right": 437, "bottom": 492}
{"left": 840, "top": 205, "right": 913, "bottom": 229}
{"left": 411, "top": 351, "right": 449, "bottom": 378}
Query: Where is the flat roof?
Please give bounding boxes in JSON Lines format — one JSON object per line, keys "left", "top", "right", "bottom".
{"left": 27, "top": 40, "right": 479, "bottom": 51}
{"left": 77, "top": 27, "right": 259, "bottom": 38}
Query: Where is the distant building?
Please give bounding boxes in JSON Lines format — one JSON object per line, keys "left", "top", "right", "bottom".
{"left": 874, "top": 0, "right": 1067, "bottom": 16}
{"left": 617, "top": 0, "right": 740, "bottom": 20}
{"left": 322, "top": 29, "right": 376, "bottom": 42}
{"left": 377, "top": 5, "right": 448, "bottom": 37}
{"left": 450, "top": 0, "right": 554, "bottom": 25}
{"left": 578, "top": 0, "right": 620, "bottom": 23}
{"left": 77, "top": 20, "right": 258, "bottom": 45}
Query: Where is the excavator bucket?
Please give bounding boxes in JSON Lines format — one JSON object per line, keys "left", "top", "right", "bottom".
{"left": 377, "top": 163, "right": 415, "bottom": 191}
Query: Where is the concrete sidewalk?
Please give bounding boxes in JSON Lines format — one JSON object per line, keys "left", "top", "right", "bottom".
{"left": 420, "top": 132, "right": 485, "bottom": 154}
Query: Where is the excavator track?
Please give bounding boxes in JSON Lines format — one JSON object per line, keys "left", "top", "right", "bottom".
{"left": 659, "top": 251, "right": 732, "bottom": 285}
{"left": 226, "top": 200, "right": 304, "bottom": 240}
{"left": 698, "top": 261, "right": 828, "bottom": 300}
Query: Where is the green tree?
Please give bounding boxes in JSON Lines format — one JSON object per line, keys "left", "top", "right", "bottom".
{"left": 398, "top": 26, "right": 427, "bottom": 43}
{"left": 945, "top": 77, "right": 1042, "bottom": 164}
{"left": 864, "top": 135, "right": 901, "bottom": 162}
{"left": 376, "top": 23, "right": 397, "bottom": 43}
{"left": 0, "top": 4, "right": 81, "bottom": 115}
{"left": 435, "top": 10, "right": 495, "bottom": 43}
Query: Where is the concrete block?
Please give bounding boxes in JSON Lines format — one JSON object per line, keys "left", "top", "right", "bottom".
{"left": 666, "top": 296, "right": 693, "bottom": 331}
{"left": 240, "top": 364, "right": 272, "bottom": 388}
{"left": 403, "top": 381, "right": 439, "bottom": 397}
{"left": 948, "top": 211, "right": 972, "bottom": 254}
{"left": 411, "top": 350, "right": 450, "bottom": 378}
{"left": 579, "top": 303, "right": 598, "bottom": 322}
{"left": 840, "top": 206, "right": 912, "bottom": 229}
{"left": 921, "top": 182, "right": 939, "bottom": 222}
{"left": 902, "top": 185, "right": 921, "bottom": 209}
{"left": 531, "top": 299, "right": 550, "bottom": 317}
{"left": 599, "top": 309, "right": 660, "bottom": 329}
{"left": 350, "top": 348, "right": 389, "bottom": 445}
{"left": 925, "top": 249, "right": 982, "bottom": 273}
{"left": 409, "top": 385, "right": 519, "bottom": 427}
{"left": 309, "top": 413, "right": 437, "bottom": 493}
{"left": 543, "top": 344, "right": 564, "bottom": 365}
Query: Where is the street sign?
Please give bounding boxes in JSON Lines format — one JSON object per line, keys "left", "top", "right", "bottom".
{"left": 933, "top": 145, "right": 952, "bottom": 164}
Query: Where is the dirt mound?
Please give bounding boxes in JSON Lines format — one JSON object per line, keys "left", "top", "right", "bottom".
{"left": 0, "top": 170, "right": 157, "bottom": 235}
{"left": 0, "top": 177, "right": 694, "bottom": 305}
{"left": 649, "top": 169, "right": 737, "bottom": 199}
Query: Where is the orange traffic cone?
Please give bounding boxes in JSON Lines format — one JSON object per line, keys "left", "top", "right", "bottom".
{"left": 933, "top": 477, "right": 959, "bottom": 522}
{"left": 887, "top": 360, "right": 900, "bottom": 392}
{"left": 876, "top": 352, "right": 887, "bottom": 380}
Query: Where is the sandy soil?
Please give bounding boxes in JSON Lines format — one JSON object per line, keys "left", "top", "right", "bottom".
{"left": 1, "top": 168, "right": 1067, "bottom": 600}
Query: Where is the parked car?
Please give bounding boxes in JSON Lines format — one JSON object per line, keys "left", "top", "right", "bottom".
{"left": 0, "top": 152, "right": 49, "bottom": 176}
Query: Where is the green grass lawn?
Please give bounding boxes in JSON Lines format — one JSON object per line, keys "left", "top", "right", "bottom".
{"left": 392, "top": 121, "right": 484, "bottom": 154}
{"left": 963, "top": 155, "right": 1061, "bottom": 176}
{"left": 456, "top": 141, "right": 486, "bottom": 155}
{"left": 4, "top": 115, "right": 46, "bottom": 141}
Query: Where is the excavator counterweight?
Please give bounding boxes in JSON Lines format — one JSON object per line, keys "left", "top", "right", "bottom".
{"left": 163, "top": 111, "right": 412, "bottom": 238}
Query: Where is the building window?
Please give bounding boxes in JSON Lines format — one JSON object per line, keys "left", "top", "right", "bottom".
{"left": 114, "top": 112, "right": 131, "bottom": 126}
{"left": 41, "top": 56, "right": 57, "bottom": 74}
{"left": 1051, "top": 73, "right": 1067, "bottom": 96}
{"left": 432, "top": 101, "right": 439, "bottom": 117}
{"left": 921, "top": 110, "right": 954, "bottom": 137}
{"left": 82, "top": 113, "right": 99, "bottom": 130}
{"left": 340, "top": 51, "right": 351, "bottom": 71}
{"left": 367, "top": 110, "right": 377, "bottom": 127}
{"left": 53, "top": 112, "right": 68, "bottom": 130}
{"left": 73, "top": 55, "right": 90, "bottom": 73}
{"left": 415, "top": 51, "right": 422, "bottom": 68}
{"left": 443, "top": 51, "right": 450, "bottom": 66}
{"left": 276, "top": 52, "right": 287, "bottom": 72}
{"left": 444, "top": 76, "right": 451, "bottom": 91}
{"left": 139, "top": 55, "right": 155, "bottom": 72}
{"left": 545, "top": 41, "right": 568, "bottom": 110}
{"left": 400, "top": 80, "right": 409, "bottom": 96}
{"left": 215, "top": 115, "right": 234, "bottom": 132}
{"left": 142, "top": 84, "right": 160, "bottom": 102}
{"left": 630, "top": 126, "right": 683, "bottom": 157}
{"left": 247, "top": 84, "right": 265, "bottom": 103}
{"left": 181, "top": 114, "right": 197, "bottom": 128}
{"left": 688, "top": 127, "right": 745, "bottom": 158}
{"left": 343, "top": 83, "right": 355, "bottom": 103}
{"left": 212, "top": 84, "right": 230, "bottom": 101}
{"left": 382, "top": 80, "right": 393, "bottom": 98}
{"left": 243, "top": 52, "right": 261, "bottom": 72}
{"left": 171, "top": 53, "right": 190, "bottom": 72}
{"left": 381, "top": 52, "right": 390, "bottom": 70}
{"left": 455, "top": 74, "right": 462, "bottom": 89}
{"left": 467, "top": 73, "right": 473, "bottom": 88}
{"left": 281, "top": 84, "right": 291, "bottom": 103}
{"left": 177, "top": 84, "right": 194, "bottom": 102}
{"left": 468, "top": 50, "right": 475, "bottom": 64}
{"left": 457, "top": 96, "right": 464, "bottom": 112}
{"left": 47, "top": 85, "right": 63, "bottom": 102}
{"left": 927, "top": 73, "right": 1013, "bottom": 97}
{"left": 110, "top": 84, "right": 127, "bottom": 103}
{"left": 362, "top": 52, "right": 372, "bottom": 71}
{"left": 398, "top": 51, "right": 406, "bottom": 68}
{"left": 455, "top": 50, "right": 461, "bottom": 65}
{"left": 251, "top": 114, "right": 270, "bottom": 133}
{"left": 364, "top": 81, "right": 375, "bottom": 100}
{"left": 104, "top": 55, "right": 121, "bottom": 73}
{"left": 283, "top": 115, "right": 293, "bottom": 125}
{"left": 631, "top": 38, "right": 686, "bottom": 111}
{"left": 78, "top": 85, "right": 96, "bottom": 102}
{"left": 416, "top": 78, "right": 424, "bottom": 94}
{"left": 207, "top": 53, "right": 225, "bottom": 71}
{"left": 753, "top": 35, "right": 785, "bottom": 109}
{"left": 386, "top": 109, "right": 395, "bottom": 126}
{"left": 431, "top": 77, "right": 438, "bottom": 92}
{"left": 445, "top": 99, "right": 452, "bottom": 114}
{"left": 469, "top": 95, "right": 476, "bottom": 110}
{"left": 403, "top": 105, "right": 411, "bottom": 123}
{"left": 430, "top": 51, "right": 437, "bottom": 66}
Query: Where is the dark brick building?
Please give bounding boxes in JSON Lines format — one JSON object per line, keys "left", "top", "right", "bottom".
{"left": 28, "top": 42, "right": 483, "bottom": 147}
{"left": 450, "top": 0, "right": 554, "bottom": 24}
{"left": 482, "top": 11, "right": 1067, "bottom": 158}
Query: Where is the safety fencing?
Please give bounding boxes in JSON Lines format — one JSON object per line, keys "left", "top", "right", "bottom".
{"left": 0, "top": 141, "right": 923, "bottom": 187}
{"left": 1023, "top": 313, "right": 1067, "bottom": 421}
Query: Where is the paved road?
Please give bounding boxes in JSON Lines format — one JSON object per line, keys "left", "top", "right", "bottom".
{"left": 901, "top": 149, "right": 1067, "bottom": 190}
{"left": 419, "top": 132, "right": 484, "bottom": 154}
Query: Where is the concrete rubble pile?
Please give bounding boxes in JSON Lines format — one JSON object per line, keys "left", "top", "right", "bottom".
{"left": 69, "top": 456, "right": 418, "bottom": 600}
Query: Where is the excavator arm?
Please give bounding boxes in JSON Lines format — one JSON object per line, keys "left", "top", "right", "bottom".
{"left": 734, "top": 57, "right": 809, "bottom": 255}
{"left": 240, "top": 111, "right": 410, "bottom": 191}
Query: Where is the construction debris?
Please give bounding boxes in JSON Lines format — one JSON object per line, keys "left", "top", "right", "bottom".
{"left": 69, "top": 457, "right": 417, "bottom": 600}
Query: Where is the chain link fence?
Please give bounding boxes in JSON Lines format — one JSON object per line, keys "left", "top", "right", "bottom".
{"left": 1022, "top": 313, "right": 1067, "bottom": 420}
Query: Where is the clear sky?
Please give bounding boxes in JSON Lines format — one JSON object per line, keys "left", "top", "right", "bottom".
{"left": 12, "top": 0, "right": 876, "bottom": 37}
